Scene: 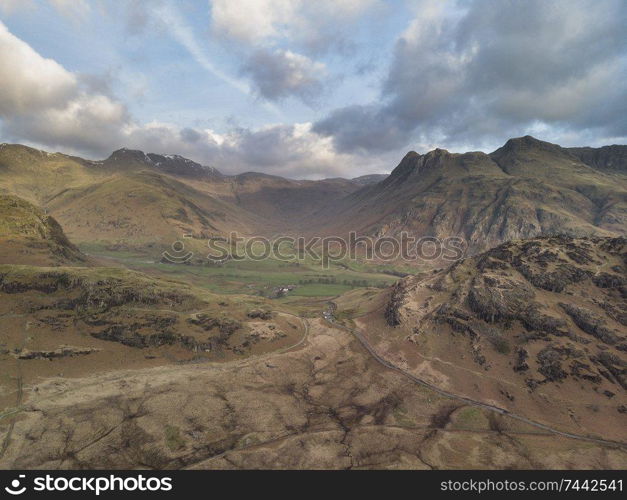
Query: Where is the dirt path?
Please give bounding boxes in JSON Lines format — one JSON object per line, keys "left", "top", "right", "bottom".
{"left": 0, "top": 311, "right": 310, "bottom": 424}
{"left": 324, "top": 303, "right": 627, "bottom": 449}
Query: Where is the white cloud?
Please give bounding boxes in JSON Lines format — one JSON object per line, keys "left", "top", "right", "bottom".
{"left": 0, "top": 19, "right": 129, "bottom": 154}
{"left": 0, "top": 21, "right": 77, "bottom": 115}
{"left": 211, "top": 0, "right": 378, "bottom": 48}
{"left": 0, "top": 20, "right": 386, "bottom": 178}
{"left": 210, "top": 0, "right": 296, "bottom": 45}
{"left": 209, "top": 0, "right": 378, "bottom": 104}
{"left": 120, "top": 120, "right": 383, "bottom": 178}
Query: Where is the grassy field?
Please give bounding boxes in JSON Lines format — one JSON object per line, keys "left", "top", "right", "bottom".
{"left": 82, "top": 243, "right": 406, "bottom": 299}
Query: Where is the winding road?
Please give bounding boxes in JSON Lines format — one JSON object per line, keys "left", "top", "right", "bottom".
{"left": 323, "top": 302, "right": 627, "bottom": 450}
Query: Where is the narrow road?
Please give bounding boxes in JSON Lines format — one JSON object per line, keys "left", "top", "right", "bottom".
{"left": 323, "top": 303, "right": 627, "bottom": 450}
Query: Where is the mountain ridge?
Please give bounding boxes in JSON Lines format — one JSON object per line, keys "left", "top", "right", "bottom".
{"left": 1, "top": 136, "right": 625, "bottom": 254}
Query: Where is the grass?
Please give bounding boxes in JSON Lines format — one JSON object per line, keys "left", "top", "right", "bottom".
{"left": 450, "top": 407, "right": 490, "bottom": 431}
{"left": 82, "top": 243, "right": 402, "bottom": 298}
{"left": 392, "top": 407, "right": 416, "bottom": 427}
{"left": 164, "top": 425, "right": 185, "bottom": 451}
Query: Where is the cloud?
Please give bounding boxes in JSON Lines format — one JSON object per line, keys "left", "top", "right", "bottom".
{"left": 314, "top": 0, "right": 627, "bottom": 153}
{"left": 149, "top": 3, "right": 283, "bottom": 117}
{"left": 210, "top": 0, "right": 296, "bottom": 45}
{"left": 241, "top": 49, "right": 326, "bottom": 103}
{"left": 0, "top": 20, "right": 385, "bottom": 179}
{"left": 0, "top": 21, "right": 76, "bottom": 115}
{"left": 117, "top": 121, "right": 383, "bottom": 179}
{"left": 0, "top": 19, "right": 128, "bottom": 154}
{"left": 210, "top": 0, "right": 378, "bottom": 105}
{"left": 210, "top": 0, "right": 377, "bottom": 50}
{"left": 314, "top": 104, "right": 412, "bottom": 154}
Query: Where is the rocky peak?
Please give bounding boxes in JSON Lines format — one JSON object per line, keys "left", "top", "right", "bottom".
{"left": 104, "top": 149, "right": 221, "bottom": 178}
{"left": 492, "top": 135, "right": 567, "bottom": 158}
{"left": 106, "top": 148, "right": 152, "bottom": 164}
{"left": 379, "top": 151, "right": 422, "bottom": 186}
{"left": 146, "top": 153, "right": 221, "bottom": 178}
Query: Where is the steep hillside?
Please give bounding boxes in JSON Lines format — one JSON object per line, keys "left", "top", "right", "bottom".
{"left": 0, "top": 144, "right": 108, "bottom": 205}
{"left": 0, "top": 194, "right": 85, "bottom": 265}
{"left": 47, "top": 170, "right": 264, "bottom": 249}
{"left": 351, "top": 174, "right": 388, "bottom": 185}
{"left": 309, "top": 137, "right": 627, "bottom": 254}
{"left": 0, "top": 264, "right": 304, "bottom": 412}
{"left": 359, "top": 236, "right": 626, "bottom": 440}
{"left": 568, "top": 145, "right": 627, "bottom": 173}
{"left": 0, "top": 144, "right": 365, "bottom": 247}
{"left": 222, "top": 173, "right": 359, "bottom": 229}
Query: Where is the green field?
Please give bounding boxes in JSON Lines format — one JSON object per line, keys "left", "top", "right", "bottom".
{"left": 82, "top": 244, "right": 408, "bottom": 298}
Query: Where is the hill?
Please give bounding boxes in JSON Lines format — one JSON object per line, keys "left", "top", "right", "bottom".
{"left": 1, "top": 137, "right": 625, "bottom": 257}
{"left": 0, "top": 263, "right": 304, "bottom": 410}
{"left": 47, "top": 170, "right": 264, "bottom": 249}
{"left": 568, "top": 145, "right": 627, "bottom": 174}
{"left": 0, "top": 144, "right": 366, "bottom": 249}
{"left": 353, "top": 236, "right": 626, "bottom": 441}
{"left": 0, "top": 194, "right": 85, "bottom": 265}
{"left": 308, "top": 137, "right": 627, "bottom": 255}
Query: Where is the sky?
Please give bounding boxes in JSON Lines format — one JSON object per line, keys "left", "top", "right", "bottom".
{"left": 0, "top": 0, "right": 625, "bottom": 179}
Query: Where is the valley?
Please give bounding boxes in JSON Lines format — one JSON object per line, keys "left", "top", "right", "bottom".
{"left": 0, "top": 137, "right": 625, "bottom": 469}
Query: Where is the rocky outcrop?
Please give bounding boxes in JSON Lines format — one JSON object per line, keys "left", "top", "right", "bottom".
{"left": 0, "top": 194, "right": 85, "bottom": 265}
{"left": 559, "top": 303, "right": 621, "bottom": 345}
{"left": 384, "top": 281, "right": 406, "bottom": 326}
{"left": 13, "top": 346, "right": 100, "bottom": 360}
{"left": 384, "top": 236, "right": 627, "bottom": 394}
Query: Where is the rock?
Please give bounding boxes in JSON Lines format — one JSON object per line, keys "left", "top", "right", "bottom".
{"left": 559, "top": 303, "right": 621, "bottom": 345}
{"left": 537, "top": 347, "right": 567, "bottom": 382}
{"left": 513, "top": 348, "right": 529, "bottom": 372}
{"left": 14, "top": 346, "right": 100, "bottom": 360}
{"left": 384, "top": 281, "right": 406, "bottom": 326}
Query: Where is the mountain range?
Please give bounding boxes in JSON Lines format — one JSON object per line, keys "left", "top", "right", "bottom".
{"left": 1, "top": 136, "right": 625, "bottom": 257}
{"left": 0, "top": 135, "right": 625, "bottom": 469}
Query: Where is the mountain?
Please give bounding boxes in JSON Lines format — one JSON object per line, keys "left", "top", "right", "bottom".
{"left": 359, "top": 236, "right": 626, "bottom": 441}
{"left": 0, "top": 144, "right": 366, "bottom": 249}
{"left": 308, "top": 136, "right": 627, "bottom": 254}
{"left": 0, "top": 194, "right": 85, "bottom": 265}
{"left": 102, "top": 148, "right": 223, "bottom": 179}
{"left": 220, "top": 173, "right": 360, "bottom": 230}
{"left": 568, "top": 145, "right": 627, "bottom": 173}
{"left": 1, "top": 137, "right": 625, "bottom": 255}
{"left": 0, "top": 143, "right": 109, "bottom": 205}
{"left": 351, "top": 174, "right": 388, "bottom": 185}
{"left": 46, "top": 170, "right": 264, "bottom": 249}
